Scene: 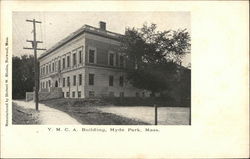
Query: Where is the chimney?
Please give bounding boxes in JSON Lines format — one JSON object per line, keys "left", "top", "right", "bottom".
{"left": 99, "top": 21, "right": 106, "bottom": 30}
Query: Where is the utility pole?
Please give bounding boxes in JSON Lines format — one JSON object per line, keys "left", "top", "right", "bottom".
{"left": 24, "top": 19, "right": 46, "bottom": 111}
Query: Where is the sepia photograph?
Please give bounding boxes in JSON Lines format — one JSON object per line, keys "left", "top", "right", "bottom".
{"left": 12, "top": 12, "right": 191, "bottom": 125}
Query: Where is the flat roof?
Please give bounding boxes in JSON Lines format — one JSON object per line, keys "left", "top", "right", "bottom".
{"left": 39, "top": 24, "right": 123, "bottom": 60}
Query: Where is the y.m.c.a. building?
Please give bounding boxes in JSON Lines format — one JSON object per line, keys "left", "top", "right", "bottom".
{"left": 38, "top": 21, "right": 149, "bottom": 98}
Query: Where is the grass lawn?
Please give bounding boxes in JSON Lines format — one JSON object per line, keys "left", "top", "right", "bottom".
{"left": 41, "top": 98, "right": 150, "bottom": 125}
{"left": 12, "top": 102, "right": 40, "bottom": 124}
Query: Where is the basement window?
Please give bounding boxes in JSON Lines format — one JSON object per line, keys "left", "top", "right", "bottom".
{"left": 89, "top": 91, "right": 95, "bottom": 97}
{"left": 78, "top": 91, "right": 81, "bottom": 98}
{"left": 120, "top": 92, "right": 124, "bottom": 97}
{"left": 109, "top": 92, "right": 114, "bottom": 97}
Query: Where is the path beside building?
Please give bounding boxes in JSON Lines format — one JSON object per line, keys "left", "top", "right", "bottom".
{"left": 13, "top": 100, "right": 81, "bottom": 125}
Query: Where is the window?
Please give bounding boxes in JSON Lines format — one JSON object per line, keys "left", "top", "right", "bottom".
{"left": 79, "top": 50, "right": 82, "bottom": 64}
{"left": 67, "top": 76, "right": 70, "bottom": 86}
{"left": 136, "top": 92, "right": 140, "bottom": 97}
{"left": 43, "top": 67, "right": 45, "bottom": 75}
{"left": 120, "top": 92, "right": 124, "bottom": 97}
{"left": 46, "top": 81, "right": 48, "bottom": 88}
{"left": 52, "top": 63, "right": 54, "bottom": 72}
{"left": 109, "top": 75, "right": 114, "bottom": 86}
{"left": 55, "top": 61, "right": 57, "bottom": 71}
{"left": 89, "top": 74, "right": 94, "bottom": 85}
{"left": 116, "top": 53, "right": 119, "bottom": 66}
{"left": 46, "top": 65, "right": 48, "bottom": 74}
{"left": 73, "top": 53, "right": 76, "bottom": 66}
{"left": 73, "top": 75, "right": 76, "bottom": 86}
{"left": 142, "top": 92, "right": 145, "bottom": 97}
{"left": 62, "top": 58, "right": 65, "bottom": 69}
{"left": 89, "top": 91, "right": 95, "bottom": 97}
{"left": 109, "top": 53, "right": 115, "bottom": 66}
{"left": 79, "top": 74, "right": 82, "bottom": 85}
{"left": 58, "top": 60, "right": 61, "bottom": 71}
{"left": 67, "top": 56, "right": 70, "bottom": 67}
{"left": 89, "top": 49, "right": 95, "bottom": 63}
{"left": 72, "top": 91, "right": 75, "bottom": 98}
{"left": 43, "top": 82, "right": 45, "bottom": 88}
{"left": 63, "top": 78, "right": 65, "bottom": 87}
{"left": 109, "top": 92, "right": 114, "bottom": 97}
{"left": 48, "top": 80, "right": 51, "bottom": 87}
{"left": 49, "top": 64, "right": 51, "bottom": 73}
{"left": 78, "top": 91, "right": 81, "bottom": 98}
{"left": 120, "top": 55, "right": 125, "bottom": 68}
{"left": 66, "top": 92, "right": 70, "bottom": 97}
{"left": 119, "top": 76, "right": 124, "bottom": 87}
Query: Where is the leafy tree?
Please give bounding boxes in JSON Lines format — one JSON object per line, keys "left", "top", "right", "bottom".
{"left": 12, "top": 55, "right": 35, "bottom": 99}
{"left": 119, "top": 23, "right": 191, "bottom": 97}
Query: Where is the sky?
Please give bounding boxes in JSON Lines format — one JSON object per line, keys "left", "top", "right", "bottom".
{"left": 12, "top": 12, "right": 191, "bottom": 66}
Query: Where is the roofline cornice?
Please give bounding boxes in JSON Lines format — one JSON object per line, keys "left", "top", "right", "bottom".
{"left": 38, "top": 25, "right": 123, "bottom": 60}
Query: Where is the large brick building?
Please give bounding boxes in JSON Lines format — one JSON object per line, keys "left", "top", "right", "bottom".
{"left": 38, "top": 21, "right": 149, "bottom": 98}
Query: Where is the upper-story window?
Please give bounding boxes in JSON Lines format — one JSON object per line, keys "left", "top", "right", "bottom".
{"left": 55, "top": 61, "right": 57, "bottom": 71}
{"left": 43, "top": 67, "right": 45, "bottom": 75}
{"left": 52, "top": 62, "right": 54, "bottom": 72}
{"left": 67, "top": 55, "right": 70, "bottom": 68}
{"left": 78, "top": 50, "right": 82, "bottom": 64}
{"left": 62, "top": 58, "right": 66, "bottom": 69}
{"left": 46, "top": 65, "right": 48, "bottom": 74}
{"left": 73, "top": 75, "right": 76, "bottom": 86}
{"left": 88, "top": 48, "right": 96, "bottom": 64}
{"left": 73, "top": 53, "right": 76, "bottom": 66}
{"left": 120, "top": 55, "right": 125, "bottom": 68}
{"left": 49, "top": 64, "right": 51, "bottom": 73}
{"left": 58, "top": 60, "right": 61, "bottom": 71}
{"left": 109, "top": 52, "right": 115, "bottom": 66}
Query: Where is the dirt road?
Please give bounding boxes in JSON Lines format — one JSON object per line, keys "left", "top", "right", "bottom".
{"left": 13, "top": 100, "right": 81, "bottom": 125}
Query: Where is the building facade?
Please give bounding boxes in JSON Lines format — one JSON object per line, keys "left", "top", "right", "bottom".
{"left": 38, "top": 22, "right": 150, "bottom": 98}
